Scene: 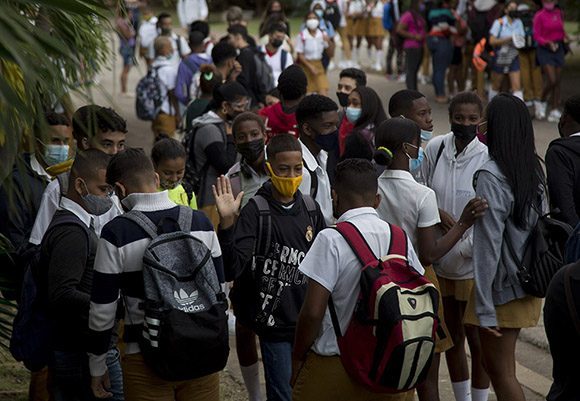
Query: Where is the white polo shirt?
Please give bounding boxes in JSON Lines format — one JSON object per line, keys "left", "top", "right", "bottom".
{"left": 260, "top": 45, "right": 294, "bottom": 84}
{"left": 299, "top": 140, "right": 333, "bottom": 226}
{"left": 295, "top": 28, "right": 328, "bottom": 61}
{"left": 151, "top": 58, "right": 178, "bottom": 115}
{"left": 29, "top": 177, "right": 122, "bottom": 245}
{"left": 376, "top": 169, "right": 440, "bottom": 250}
{"left": 299, "top": 207, "right": 423, "bottom": 356}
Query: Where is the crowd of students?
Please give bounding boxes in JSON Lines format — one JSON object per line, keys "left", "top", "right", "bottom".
{"left": 1, "top": 2, "right": 580, "bottom": 401}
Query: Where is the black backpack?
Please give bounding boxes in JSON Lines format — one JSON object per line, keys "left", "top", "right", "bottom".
{"left": 10, "top": 212, "right": 90, "bottom": 371}
{"left": 122, "top": 207, "right": 229, "bottom": 381}
{"left": 182, "top": 121, "right": 222, "bottom": 198}
{"left": 506, "top": 204, "right": 573, "bottom": 298}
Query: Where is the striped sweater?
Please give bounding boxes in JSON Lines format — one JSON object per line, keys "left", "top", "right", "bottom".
{"left": 87, "top": 191, "right": 223, "bottom": 376}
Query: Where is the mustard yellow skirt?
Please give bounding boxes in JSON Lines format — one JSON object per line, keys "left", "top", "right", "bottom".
{"left": 302, "top": 60, "right": 329, "bottom": 94}
{"left": 367, "top": 17, "right": 385, "bottom": 37}
{"left": 438, "top": 276, "right": 474, "bottom": 303}
{"left": 424, "top": 266, "right": 453, "bottom": 353}
{"left": 464, "top": 290, "right": 542, "bottom": 328}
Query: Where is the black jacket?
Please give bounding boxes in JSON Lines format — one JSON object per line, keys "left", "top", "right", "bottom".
{"left": 218, "top": 183, "right": 326, "bottom": 341}
{"left": 546, "top": 136, "right": 580, "bottom": 227}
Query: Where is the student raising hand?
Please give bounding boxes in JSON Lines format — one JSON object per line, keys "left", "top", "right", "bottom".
{"left": 213, "top": 175, "right": 244, "bottom": 229}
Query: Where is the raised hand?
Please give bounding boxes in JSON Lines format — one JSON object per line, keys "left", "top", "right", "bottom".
{"left": 212, "top": 175, "right": 243, "bottom": 229}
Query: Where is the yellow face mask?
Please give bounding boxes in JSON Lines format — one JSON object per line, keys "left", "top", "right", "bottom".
{"left": 265, "top": 162, "right": 303, "bottom": 199}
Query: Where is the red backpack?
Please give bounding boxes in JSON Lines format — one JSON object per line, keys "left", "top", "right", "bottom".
{"left": 329, "top": 222, "right": 440, "bottom": 393}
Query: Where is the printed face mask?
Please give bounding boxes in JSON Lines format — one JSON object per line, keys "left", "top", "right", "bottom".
{"left": 266, "top": 162, "right": 303, "bottom": 198}
{"left": 159, "top": 178, "right": 182, "bottom": 190}
{"left": 80, "top": 180, "right": 113, "bottom": 216}
{"left": 451, "top": 122, "right": 478, "bottom": 142}
{"left": 236, "top": 138, "right": 265, "bottom": 164}
{"left": 336, "top": 92, "right": 349, "bottom": 108}
{"left": 345, "top": 107, "right": 362, "bottom": 124}
{"left": 44, "top": 144, "right": 70, "bottom": 166}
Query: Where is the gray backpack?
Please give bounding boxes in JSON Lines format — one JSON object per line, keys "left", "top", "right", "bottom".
{"left": 122, "top": 207, "right": 229, "bottom": 381}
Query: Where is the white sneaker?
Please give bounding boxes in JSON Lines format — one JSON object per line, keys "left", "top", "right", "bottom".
{"left": 535, "top": 101, "right": 547, "bottom": 120}
{"left": 419, "top": 74, "right": 428, "bottom": 85}
{"left": 398, "top": 74, "right": 406, "bottom": 83}
{"left": 373, "top": 61, "right": 383, "bottom": 72}
{"left": 547, "top": 108, "right": 562, "bottom": 123}
{"left": 337, "top": 60, "right": 348, "bottom": 69}
{"left": 328, "top": 61, "right": 336, "bottom": 71}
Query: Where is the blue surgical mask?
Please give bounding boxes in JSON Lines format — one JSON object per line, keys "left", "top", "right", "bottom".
{"left": 315, "top": 9, "right": 324, "bottom": 18}
{"left": 406, "top": 146, "right": 425, "bottom": 172}
{"left": 44, "top": 144, "right": 70, "bottom": 166}
{"left": 345, "top": 107, "right": 362, "bottom": 124}
{"left": 420, "top": 130, "right": 433, "bottom": 142}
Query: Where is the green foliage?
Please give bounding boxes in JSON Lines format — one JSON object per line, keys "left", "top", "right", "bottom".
{"left": 0, "top": 0, "right": 118, "bottom": 181}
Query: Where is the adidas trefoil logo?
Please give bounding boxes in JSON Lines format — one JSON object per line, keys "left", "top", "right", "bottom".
{"left": 174, "top": 288, "right": 199, "bottom": 306}
{"left": 173, "top": 288, "right": 205, "bottom": 313}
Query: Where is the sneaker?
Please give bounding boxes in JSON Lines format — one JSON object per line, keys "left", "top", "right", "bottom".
{"left": 535, "top": 101, "right": 547, "bottom": 120}
{"left": 328, "top": 61, "right": 336, "bottom": 71}
{"left": 373, "top": 61, "right": 383, "bottom": 72}
{"left": 397, "top": 74, "right": 406, "bottom": 83}
{"left": 337, "top": 60, "right": 348, "bottom": 69}
{"left": 547, "top": 108, "right": 562, "bottom": 123}
{"left": 419, "top": 74, "right": 428, "bottom": 85}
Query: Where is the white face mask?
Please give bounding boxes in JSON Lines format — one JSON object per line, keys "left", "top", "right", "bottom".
{"left": 306, "top": 18, "right": 319, "bottom": 30}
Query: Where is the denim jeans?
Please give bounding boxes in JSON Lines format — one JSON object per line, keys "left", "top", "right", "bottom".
{"left": 260, "top": 340, "right": 292, "bottom": 401}
{"left": 51, "top": 348, "right": 124, "bottom": 401}
{"left": 427, "top": 36, "right": 453, "bottom": 97}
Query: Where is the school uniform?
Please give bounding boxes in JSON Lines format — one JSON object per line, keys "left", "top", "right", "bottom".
{"left": 151, "top": 57, "right": 179, "bottom": 138}
{"left": 376, "top": 169, "right": 453, "bottom": 353}
{"left": 294, "top": 207, "right": 421, "bottom": 400}
{"left": 422, "top": 133, "right": 489, "bottom": 301}
{"left": 260, "top": 45, "right": 294, "bottom": 85}
{"left": 299, "top": 140, "right": 334, "bottom": 226}
{"left": 367, "top": 1, "right": 385, "bottom": 37}
{"left": 295, "top": 28, "right": 329, "bottom": 93}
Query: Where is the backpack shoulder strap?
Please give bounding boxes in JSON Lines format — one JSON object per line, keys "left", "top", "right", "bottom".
{"left": 122, "top": 210, "right": 158, "bottom": 239}
{"left": 56, "top": 172, "right": 70, "bottom": 196}
{"left": 175, "top": 35, "right": 182, "bottom": 57}
{"left": 177, "top": 206, "right": 193, "bottom": 232}
{"left": 302, "top": 194, "right": 319, "bottom": 229}
{"left": 303, "top": 160, "right": 319, "bottom": 199}
{"left": 387, "top": 223, "right": 408, "bottom": 258}
{"left": 335, "top": 221, "right": 377, "bottom": 266}
{"left": 251, "top": 195, "right": 272, "bottom": 261}
{"left": 281, "top": 49, "right": 288, "bottom": 70}
{"left": 434, "top": 141, "right": 445, "bottom": 169}
{"left": 564, "top": 264, "right": 580, "bottom": 336}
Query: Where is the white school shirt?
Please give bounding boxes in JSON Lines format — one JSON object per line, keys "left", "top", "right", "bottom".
{"left": 376, "top": 169, "right": 440, "bottom": 250}
{"left": 295, "top": 28, "right": 328, "bottom": 61}
{"left": 299, "top": 140, "right": 334, "bottom": 226}
{"left": 138, "top": 17, "right": 158, "bottom": 52}
{"left": 29, "top": 178, "right": 121, "bottom": 245}
{"left": 370, "top": 1, "right": 384, "bottom": 18}
{"left": 299, "top": 207, "right": 423, "bottom": 356}
{"left": 421, "top": 133, "right": 489, "bottom": 280}
{"left": 148, "top": 33, "right": 191, "bottom": 67}
{"left": 176, "top": 0, "right": 208, "bottom": 28}
{"left": 151, "top": 58, "right": 178, "bottom": 115}
{"left": 259, "top": 45, "right": 294, "bottom": 84}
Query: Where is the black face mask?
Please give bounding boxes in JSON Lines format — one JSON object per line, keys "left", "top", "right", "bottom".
{"left": 336, "top": 92, "right": 349, "bottom": 108}
{"left": 271, "top": 39, "right": 283, "bottom": 48}
{"left": 236, "top": 138, "right": 265, "bottom": 164}
{"left": 314, "top": 128, "right": 339, "bottom": 152}
{"left": 451, "top": 123, "right": 478, "bottom": 142}
{"left": 508, "top": 10, "right": 518, "bottom": 18}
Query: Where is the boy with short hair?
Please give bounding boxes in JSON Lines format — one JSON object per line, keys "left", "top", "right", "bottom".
{"left": 214, "top": 134, "right": 326, "bottom": 401}
{"left": 296, "top": 94, "right": 339, "bottom": 225}
{"left": 388, "top": 89, "right": 434, "bottom": 142}
{"left": 151, "top": 36, "right": 181, "bottom": 139}
{"left": 29, "top": 105, "right": 127, "bottom": 245}
{"left": 40, "top": 149, "right": 124, "bottom": 401}
{"left": 88, "top": 148, "right": 225, "bottom": 401}
{"left": 292, "top": 159, "right": 422, "bottom": 401}
{"left": 175, "top": 30, "right": 212, "bottom": 106}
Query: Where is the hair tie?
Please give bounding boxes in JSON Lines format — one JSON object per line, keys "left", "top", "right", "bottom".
{"left": 203, "top": 72, "right": 214, "bottom": 81}
{"left": 377, "top": 146, "right": 393, "bottom": 158}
